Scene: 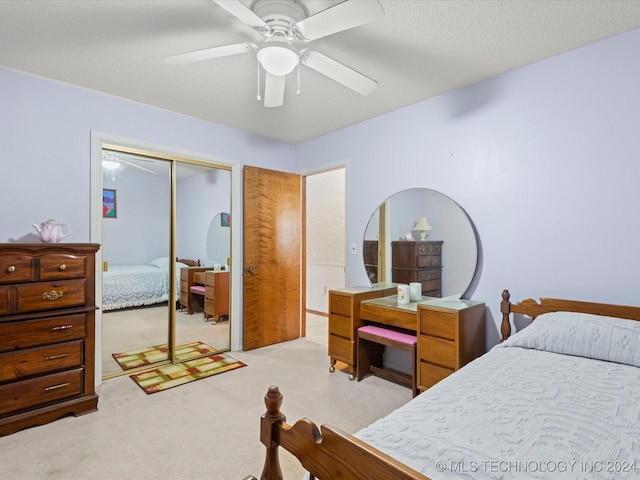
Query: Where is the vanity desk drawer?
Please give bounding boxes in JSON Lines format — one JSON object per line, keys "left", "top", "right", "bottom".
{"left": 420, "top": 310, "right": 455, "bottom": 340}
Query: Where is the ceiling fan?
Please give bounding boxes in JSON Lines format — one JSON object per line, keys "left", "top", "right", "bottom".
{"left": 164, "top": 0, "right": 385, "bottom": 107}
{"left": 102, "top": 151, "right": 159, "bottom": 179}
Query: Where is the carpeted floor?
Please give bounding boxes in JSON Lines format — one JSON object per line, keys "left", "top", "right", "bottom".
{"left": 102, "top": 305, "right": 230, "bottom": 377}
{"left": 0, "top": 337, "right": 411, "bottom": 480}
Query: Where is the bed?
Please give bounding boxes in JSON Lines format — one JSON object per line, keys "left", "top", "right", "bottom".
{"left": 102, "top": 257, "right": 197, "bottom": 311}
{"left": 248, "top": 290, "right": 640, "bottom": 480}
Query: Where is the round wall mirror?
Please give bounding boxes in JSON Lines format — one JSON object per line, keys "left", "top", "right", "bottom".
{"left": 363, "top": 188, "right": 478, "bottom": 299}
{"left": 206, "top": 212, "right": 231, "bottom": 267}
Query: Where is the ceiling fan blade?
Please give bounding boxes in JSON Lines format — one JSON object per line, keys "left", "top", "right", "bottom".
{"left": 164, "top": 42, "right": 256, "bottom": 65}
{"left": 213, "top": 0, "right": 267, "bottom": 29}
{"left": 264, "top": 72, "right": 285, "bottom": 108}
{"left": 301, "top": 50, "right": 377, "bottom": 96}
{"left": 119, "top": 159, "right": 159, "bottom": 175}
{"left": 294, "top": 0, "right": 384, "bottom": 41}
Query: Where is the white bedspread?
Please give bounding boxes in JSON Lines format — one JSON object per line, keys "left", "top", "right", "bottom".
{"left": 356, "top": 312, "right": 640, "bottom": 479}
{"left": 102, "top": 265, "right": 170, "bottom": 311}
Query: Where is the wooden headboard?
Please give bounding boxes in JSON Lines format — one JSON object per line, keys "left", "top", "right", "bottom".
{"left": 177, "top": 257, "right": 200, "bottom": 267}
{"left": 500, "top": 289, "right": 640, "bottom": 341}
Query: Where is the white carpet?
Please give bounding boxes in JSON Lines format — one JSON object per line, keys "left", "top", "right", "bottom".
{"left": 0, "top": 338, "right": 412, "bottom": 479}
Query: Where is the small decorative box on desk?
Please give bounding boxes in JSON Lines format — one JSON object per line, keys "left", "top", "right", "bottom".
{"left": 328, "top": 283, "right": 397, "bottom": 380}
{"left": 0, "top": 243, "right": 100, "bottom": 436}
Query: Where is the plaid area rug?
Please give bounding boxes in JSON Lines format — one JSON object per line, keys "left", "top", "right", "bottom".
{"left": 112, "top": 341, "right": 219, "bottom": 371}
{"left": 129, "top": 353, "right": 246, "bottom": 394}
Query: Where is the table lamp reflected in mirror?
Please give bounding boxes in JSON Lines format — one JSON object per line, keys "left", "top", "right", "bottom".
{"left": 413, "top": 216, "right": 433, "bottom": 241}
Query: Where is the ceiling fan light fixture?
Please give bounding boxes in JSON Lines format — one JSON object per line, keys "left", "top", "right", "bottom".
{"left": 102, "top": 160, "right": 119, "bottom": 171}
{"left": 257, "top": 42, "right": 298, "bottom": 76}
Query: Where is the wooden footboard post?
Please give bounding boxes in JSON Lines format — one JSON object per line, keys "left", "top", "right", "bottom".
{"left": 259, "top": 386, "right": 286, "bottom": 480}
{"left": 500, "top": 290, "right": 512, "bottom": 342}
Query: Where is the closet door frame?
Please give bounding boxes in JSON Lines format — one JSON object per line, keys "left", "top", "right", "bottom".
{"left": 90, "top": 131, "right": 242, "bottom": 387}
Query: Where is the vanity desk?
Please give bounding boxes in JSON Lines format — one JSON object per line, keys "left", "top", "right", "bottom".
{"left": 179, "top": 267, "right": 210, "bottom": 314}
{"left": 328, "top": 284, "right": 398, "bottom": 380}
{"left": 358, "top": 295, "right": 485, "bottom": 393}
{"left": 192, "top": 270, "right": 229, "bottom": 323}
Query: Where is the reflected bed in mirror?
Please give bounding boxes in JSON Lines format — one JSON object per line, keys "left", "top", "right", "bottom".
{"left": 364, "top": 188, "right": 478, "bottom": 299}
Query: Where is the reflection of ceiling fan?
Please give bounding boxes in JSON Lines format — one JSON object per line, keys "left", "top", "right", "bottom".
{"left": 165, "top": 0, "right": 384, "bottom": 107}
{"left": 102, "top": 151, "right": 158, "bottom": 179}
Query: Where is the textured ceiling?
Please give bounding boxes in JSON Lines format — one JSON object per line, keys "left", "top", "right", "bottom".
{"left": 1, "top": 1, "right": 640, "bottom": 143}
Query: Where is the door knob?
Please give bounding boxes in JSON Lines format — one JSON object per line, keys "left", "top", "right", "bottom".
{"left": 246, "top": 266, "right": 255, "bottom": 273}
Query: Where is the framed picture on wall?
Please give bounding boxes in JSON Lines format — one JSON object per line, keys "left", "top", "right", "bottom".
{"left": 221, "top": 212, "right": 230, "bottom": 226}
{"left": 103, "top": 189, "right": 117, "bottom": 218}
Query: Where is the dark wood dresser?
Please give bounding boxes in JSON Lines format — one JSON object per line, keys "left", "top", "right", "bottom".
{"left": 363, "top": 240, "right": 378, "bottom": 283}
{"left": 0, "top": 243, "right": 100, "bottom": 436}
{"left": 391, "top": 240, "right": 443, "bottom": 297}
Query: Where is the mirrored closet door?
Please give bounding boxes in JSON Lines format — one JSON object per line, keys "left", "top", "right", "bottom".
{"left": 99, "top": 147, "right": 231, "bottom": 379}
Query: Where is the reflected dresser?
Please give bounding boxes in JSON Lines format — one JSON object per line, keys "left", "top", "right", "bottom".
{"left": 391, "top": 240, "right": 443, "bottom": 297}
{"left": 0, "top": 243, "right": 100, "bottom": 436}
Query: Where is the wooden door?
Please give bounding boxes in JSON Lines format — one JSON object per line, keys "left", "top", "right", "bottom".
{"left": 243, "top": 166, "right": 302, "bottom": 350}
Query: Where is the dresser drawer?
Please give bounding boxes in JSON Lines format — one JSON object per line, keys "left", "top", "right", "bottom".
{"left": 0, "top": 287, "right": 9, "bottom": 315}
{"left": 329, "top": 294, "right": 352, "bottom": 317}
{"left": 419, "top": 335, "right": 455, "bottom": 369}
{"left": 329, "top": 314, "right": 352, "bottom": 338}
{"left": 420, "top": 310, "right": 455, "bottom": 340}
{"left": 416, "top": 255, "right": 441, "bottom": 268}
{"left": 419, "top": 360, "right": 453, "bottom": 389}
{"left": 0, "top": 314, "right": 87, "bottom": 352}
{"left": 416, "top": 243, "right": 442, "bottom": 256}
{"left": 0, "top": 341, "right": 83, "bottom": 383}
{"left": 0, "top": 255, "right": 33, "bottom": 284}
{"left": 416, "top": 269, "right": 441, "bottom": 282}
{"left": 15, "top": 280, "right": 86, "bottom": 314}
{"left": 0, "top": 369, "right": 83, "bottom": 416}
{"left": 39, "top": 254, "right": 87, "bottom": 281}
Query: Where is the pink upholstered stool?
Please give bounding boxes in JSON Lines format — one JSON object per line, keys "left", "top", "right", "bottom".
{"left": 356, "top": 325, "right": 418, "bottom": 397}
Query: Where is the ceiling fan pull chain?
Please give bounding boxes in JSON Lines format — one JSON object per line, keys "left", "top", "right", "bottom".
{"left": 297, "top": 63, "right": 300, "bottom": 96}
{"left": 257, "top": 59, "right": 261, "bottom": 101}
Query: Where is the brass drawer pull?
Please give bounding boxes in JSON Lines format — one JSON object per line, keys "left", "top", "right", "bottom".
{"left": 44, "top": 382, "right": 70, "bottom": 392}
{"left": 51, "top": 324, "right": 73, "bottom": 331}
{"left": 44, "top": 353, "right": 69, "bottom": 361}
{"left": 7, "top": 265, "right": 16, "bottom": 273}
{"left": 59, "top": 264, "right": 66, "bottom": 270}
{"left": 43, "top": 290, "right": 64, "bottom": 300}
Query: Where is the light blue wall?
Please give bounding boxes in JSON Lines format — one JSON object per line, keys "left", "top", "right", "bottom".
{"left": 2, "top": 27, "right": 640, "bottom": 348}
{"left": 296, "top": 27, "right": 640, "bottom": 344}
{"left": 102, "top": 164, "right": 171, "bottom": 265}
{"left": 0, "top": 67, "right": 295, "bottom": 243}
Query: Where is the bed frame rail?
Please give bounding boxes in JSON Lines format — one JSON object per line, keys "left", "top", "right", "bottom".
{"left": 500, "top": 289, "right": 640, "bottom": 341}
{"left": 249, "top": 385, "right": 430, "bottom": 480}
